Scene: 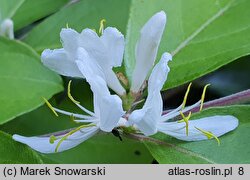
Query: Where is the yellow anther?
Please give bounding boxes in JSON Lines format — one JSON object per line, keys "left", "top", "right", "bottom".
{"left": 98, "top": 19, "right": 106, "bottom": 35}
{"left": 200, "top": 84, "right": 210, "bottom": 111}
{"left": 67, "top": 80, "right": 80, "bottom": 104}
{"left": 195, "top": 127, "right": 220, "bottom": 145}
{"left": 55, "top": 124, "right": 95, "bottom": 152}
{"left": 179, "top": 111, "right": 192, "bottom": 136}
{"left": 42, "top": 97, "right": 58, "bottom": 117}
{"left": 49, "top": 135, "right": 57, "bottom": 144}
{"left": 66, "top": 23, "right": 69, "bottom": 28}
{"left": 182, "top": 83, "right": 192, "bottom": 109}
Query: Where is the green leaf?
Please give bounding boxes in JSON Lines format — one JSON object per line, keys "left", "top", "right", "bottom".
{"left": 0, "top": 37, "right": 63, "bottom": 124}
{"left": 0, "top": 0, "right": 24, "bottom": 20}
{"left": 144, "top": 105, "right": 250, "bottom": 163}
{"left": 22, "top": 0, "right": 131, "bottom": 53}
{"left": 0, "top": 80, "right": 153, "bottom": 163}
{"left": 12, "top": 0, "right": 69, "bottom": 31}
{"left": 0, "top": 131, "right": 43, "bottom": 163}
{"left": 125, "top": 0, "right": 250, "bottom": 89}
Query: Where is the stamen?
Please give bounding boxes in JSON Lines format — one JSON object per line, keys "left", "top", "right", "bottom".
{"left": 178, "top": 111, "right": 192, "bottom": 136}
{"left": 182, "top": 83, "right": 192, "bottom": 109}
{"left": 55, "top": 124, "right": 96, "bottom": 152}
{"left": 53, "top": 107, "right": 92, "bottom": 119}
{"left": 195, "top": 127, "right": 220, "bottom": 145}
{"left": 200, "top": 84, "right": 210, "bottom": 111}
{"left": 98, "top": 19, "right": 106, "bottom": 35}
{"left": 42, "top": 97, "right": 58, "bottom": 117}
{"left": 49, "top": 135, "right": 57, "bottom": 144}
{"left": 67, "top": 80, "right": 80, "bottom": 104}
{"left": 66, "top": 23, "right": 69, "bottom": 28}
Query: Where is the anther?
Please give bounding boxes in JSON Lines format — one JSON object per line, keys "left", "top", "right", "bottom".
{"left": 200, "top": 84, "right": 210, "bottom": 111}
{"left": 195, "top": 127, "right": 220, "bottom": 145}
{"left": 182, "top": 83, "right": 192, "bottom": 109}
{"left": 98, "top": 19, "right": 106, "bottom": 35}
{"left": 68, "top": 80, "right": 80, "bottom": 104}
{"left": 179, "top": 111, "right": 192, "bottom": 136}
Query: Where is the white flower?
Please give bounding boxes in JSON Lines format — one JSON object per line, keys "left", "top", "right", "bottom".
{"left": 41, "top": 26, "right": 126, "bottom": 96}
{"left": 13, "top": 48, "right": 124, "bottom": 153}
{"left": 0, "top": 19, "right": 14, "bottom": 39}
{"left": 128, "top": 52, "right": 239, "bottom": 142}
{"left": 131, "top": 11, "right": 166, "bottom": 93}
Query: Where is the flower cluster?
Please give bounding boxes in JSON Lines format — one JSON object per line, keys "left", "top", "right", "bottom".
{"left": 13, "top": 11, "right": 238, "bottom": 153}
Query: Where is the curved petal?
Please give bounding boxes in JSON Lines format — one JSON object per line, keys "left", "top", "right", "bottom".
{"left": 41, "top": 48, "right": 83, "bottom": 77}
{"left": 99, "top": 95, "right": 124, "bottom": 132}
{"left": 76, "top": 47, "right": 105, "bottom": 79}
{"left": 148, "top": 52, "right": 172, "bottom": 94}
{"left": 101, "top": 27, "right": 125, "bottom": 67}
{"left": 131, "top": 11, "right": 167, "bottom": 93}
{"left": 79, "top": 28, "right": 106, "bottom": 64}
{"left": 13, "top": 127, "right": 99, "bottom": 153}
{"left": 129, "top": 92, "right": 162, "bottom": 136}
{"left": 157, "top": 115, "right": 239, "bottom": 141}
{"left": 104, "top": 68, "right": 126, "bottom": 96}
{"left": 60, "top": 28, "right": 80, "bottom": 59}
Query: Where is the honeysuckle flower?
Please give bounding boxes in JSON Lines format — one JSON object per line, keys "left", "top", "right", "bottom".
{"left": 0, "top": 19, "right": 14, "bottom": 39}
{"left": 41, "top": 24, "right": 126, "bottom": 96}
{"left": 13, "top": 48, "right": 124, "bottom": 153}
{"left": 131, "top": 11, "right": 166, "bottom": 93}
{"left": 128, "top": 52, "right": 239, "bottom": 142}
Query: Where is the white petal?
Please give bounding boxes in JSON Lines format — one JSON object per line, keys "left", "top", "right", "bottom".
{"left": 148, "top": 52, "right": 172, "bottom": 94}
{"left": 104, "top": 68, "right": 126, "bottom": 95}
{"left": 129, "top": 92, "right": 162, "bottom": 136}
{"left": 76, "top": 47, "right": 105, "bottom": 79}
{"left": 131, "top": 11, "right": 167, "bottom": 92}
{"left": 79, "top": 30, "right": 125, "bottom": 95}
{"left": 99, "top": 95, "right": 124, "bottom": 132}
{"left": 157, "top": 115, "right": 239, "bottom": 141}
{"left": 0, "top": 19, "right": 14, "bottom": 39}
{"left": 101, "top": 27, "right": 125, "bottom": 67}
{"left": 41, "top": 48, "right": 83, "bottom": 77}
{"left": 79, "top": 28, "right": 106, "bottom": 64}
{"left": 60, "top": 28, "right": 80, "bottom": 59}
{"left": 12, "top": 127, "right": 99, "bottom": 153}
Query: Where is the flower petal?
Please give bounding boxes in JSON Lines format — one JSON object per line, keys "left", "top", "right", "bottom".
{"left": 79, "top": 28, "right": 106, "bottom": 63}
{"left": 101, "top": 27, "right": 125, "bottom": 67}
{"left": 104, "top": 68, "right": 126, "bottom": 96}
{"left": 99, "top": 95, "right": 124, "bottom": 132}
{"left": 131, "top": 11, "right": 167, "bottom": 92}
{"left": 148, "top": 52, "right": 172, "bottom": 94}
{"left": 12, "top": 127, "right": 99, "bottom": 153}
{"left": 128, "top": 92, "right": 162, "bottom": 136}
{"left": 157, "top": 115, "right": 239, "bottom": 141}
{"left": 76, "top": 47, "right": 105, "bottom": 79}
{"left": 60, "top": 28, "right": 80, "bottom": 59}
{"left": 41, "top": 48, "right": 82, "bottom": 77}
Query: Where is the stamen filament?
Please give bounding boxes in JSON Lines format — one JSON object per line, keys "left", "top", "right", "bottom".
{"left": 195, "top": 126, "right": 220, "bottom": 145}
{"left": 53, "top": 107, "right": 92, "bottom": 119}
{"left": 74, "top": 119, "right": 99, "bottom": 123}
{"left": 182, "top": 83, "right": 192, "bottom": 109}
{"left": 68, "top": 80, "right": 80, "bottom": 104}
{"left": 200, "top": 84, "right": 210, "bottom": 111}
{"left": 42, "top": 97, "right": 58, "bottom": 117}
{"left": 55, "top": 124, "right": 96, "bottom": 152}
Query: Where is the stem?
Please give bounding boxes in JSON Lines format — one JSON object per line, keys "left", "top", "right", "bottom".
{"left": 162, "top": 89, "right": 250, "bottom": 115}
